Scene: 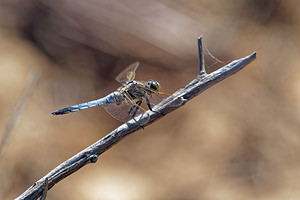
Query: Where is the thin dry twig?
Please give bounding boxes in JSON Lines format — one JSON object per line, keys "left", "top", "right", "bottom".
{"left": 0, "top": 70, "right": 41, "bottom": 160}
{"left": 15, "top": 36, "right": 256, "bottom": 200}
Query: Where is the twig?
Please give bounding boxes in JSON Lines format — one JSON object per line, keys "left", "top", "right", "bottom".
{"left": 0, "top": 70, "right": 41, "bottom": 160}
{"left": 15, "top": 36, "right": 256, "bottom": 200}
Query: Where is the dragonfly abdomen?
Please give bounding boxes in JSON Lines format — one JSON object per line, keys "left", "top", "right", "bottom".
{"left": 52, "top": 97, "right": 109, "bottom": 115}
{"left": 105, "top": 91, "right": 125, "bottom": 104}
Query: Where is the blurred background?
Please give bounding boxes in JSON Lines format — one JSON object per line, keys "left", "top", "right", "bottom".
{"left": 0, "top": 0, "right": 300, "bottom": 199}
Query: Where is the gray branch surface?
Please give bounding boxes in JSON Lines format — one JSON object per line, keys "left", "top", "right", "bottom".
{"left": 15, "top": 37, "right": 256, "bottom": 200}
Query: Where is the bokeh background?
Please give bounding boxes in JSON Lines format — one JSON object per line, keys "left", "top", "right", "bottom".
{"left": 1, "top": 0, "right": 300, "bottom": 199}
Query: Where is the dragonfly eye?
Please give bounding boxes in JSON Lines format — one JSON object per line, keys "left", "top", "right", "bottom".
{"left": 148, "top": 80, "right": 160, "bottom": 91}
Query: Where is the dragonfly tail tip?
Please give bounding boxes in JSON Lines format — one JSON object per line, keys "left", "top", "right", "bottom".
{"left": 51, "top": 111, "right": 59, "bottom": 115}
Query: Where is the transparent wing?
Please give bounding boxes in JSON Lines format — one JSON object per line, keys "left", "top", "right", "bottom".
{"left": 115, "top": 62, "right": 140, "bottom": 84}
{"left": 103, "top": 99, "right": 149, "bottom": 123}
{"left": 146, "top": 92, "right": 169, "bottom": 106}
{"left": 146, "top": 91, "right": 182, "bottom": 108}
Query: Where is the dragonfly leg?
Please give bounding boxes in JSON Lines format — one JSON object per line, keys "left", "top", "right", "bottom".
{"left": 145, "top": 96, "right": 165, "bottom": 116}
{"left": 128, "top": 104, "right": 137, "bottom": 116}
{"left": 128, "top": 100, "right": 145, "bottom": 129}
{"left": 130, "top": 100, "right": 142, "bottom": 118}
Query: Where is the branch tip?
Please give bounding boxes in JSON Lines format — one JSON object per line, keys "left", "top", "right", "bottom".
{"left": 251, "top": 52, "right": 257, "bottom": 59}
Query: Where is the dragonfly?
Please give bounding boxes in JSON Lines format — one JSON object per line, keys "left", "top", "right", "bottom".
{"left": 52, "top": 62, "right": 176, "bottom": 124}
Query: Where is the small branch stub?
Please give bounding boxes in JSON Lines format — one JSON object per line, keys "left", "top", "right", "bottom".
{"left": 90, "top": 155, "right": 98, "bottom": 163}
{"left": 198, "top": 36, "right": 206, "bottom": 76}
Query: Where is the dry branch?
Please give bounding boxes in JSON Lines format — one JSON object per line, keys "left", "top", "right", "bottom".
{"left": 15, "top": 36, "right": 256, "bottom": 200}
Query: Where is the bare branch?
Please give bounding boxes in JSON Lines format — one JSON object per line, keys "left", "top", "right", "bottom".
{"left": 15, "top": 36, "right": 256, "bottom": 200}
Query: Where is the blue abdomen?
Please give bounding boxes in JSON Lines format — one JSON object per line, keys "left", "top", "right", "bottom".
{"left": 52, "top": 96, "right": 110, "bottom": 115}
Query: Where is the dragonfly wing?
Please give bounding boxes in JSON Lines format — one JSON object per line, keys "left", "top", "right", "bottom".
{"left": 146, "top": 93, "right": 169, "bottom": 106}
{"left": 146, "top": 92, "right": 182, "bottom": 108}
{"left": 103, "top": 100, "right": 149, "bottom": 123}
{"left": 115, "top": 62, "right": 140, "bottom": 84}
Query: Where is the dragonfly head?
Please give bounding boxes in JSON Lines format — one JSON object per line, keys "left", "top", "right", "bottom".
{"left": 147, "top": 80, "right": 160, "bottom": 92}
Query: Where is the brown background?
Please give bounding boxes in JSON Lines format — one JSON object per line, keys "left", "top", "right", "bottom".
{"left": 1, "top": 0, "right": 300, "bottom": 199}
